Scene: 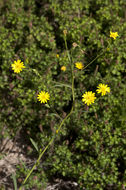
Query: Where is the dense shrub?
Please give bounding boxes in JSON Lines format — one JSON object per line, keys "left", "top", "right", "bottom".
{"left": 0, "top": 0, "right": 126, "bottom": 189}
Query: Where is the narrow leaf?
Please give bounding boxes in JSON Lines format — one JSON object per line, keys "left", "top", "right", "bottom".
{"left": 30, "top": 138, "right": 39, "bottom": 152}
{"left": 12, "top": 173, "right": 17, "bottom": 190}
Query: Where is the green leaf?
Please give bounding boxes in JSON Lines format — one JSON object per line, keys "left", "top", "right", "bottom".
{"left": 53, "top": 82, "right": 72, "bottom": 89}
{"left": 30, "top": 138, "right": 39, "bottom": 152}
{"left": 12, "top": 173, "right": 17, "bottom": 190}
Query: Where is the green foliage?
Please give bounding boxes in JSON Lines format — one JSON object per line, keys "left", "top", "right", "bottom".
{"left": 16, "top": 161, "right": 48, "bottom": 189}
{"left": 0, "top": 0, "right": 126, "bottom": 189}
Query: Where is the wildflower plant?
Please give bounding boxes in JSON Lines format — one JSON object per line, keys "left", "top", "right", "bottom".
{"left": 18, "top": 28, "right": 115, "bottom": 190}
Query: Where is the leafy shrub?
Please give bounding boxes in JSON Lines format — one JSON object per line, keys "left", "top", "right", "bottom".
{"left": 0, "top": 0, "right": 126, "bottom": 189}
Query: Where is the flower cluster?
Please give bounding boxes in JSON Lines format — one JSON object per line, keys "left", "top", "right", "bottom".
{"left": 82, "top": 84, "right": 110, "bottom": 106}
{"left": 11, "top": 31, "right": 115, "bottom": 105}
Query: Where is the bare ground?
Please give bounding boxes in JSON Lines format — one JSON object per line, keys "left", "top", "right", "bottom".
{"left": 0, "top": 135, "right": 79, "bottom": 190}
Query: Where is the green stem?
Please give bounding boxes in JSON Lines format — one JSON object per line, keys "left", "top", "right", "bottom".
{"left": 83, "top": 51, "right": 104, "bottom": 70}
{"left": 64, "top": 36, "right": 75, "bottom": 103}
{"left": 83, "top": 44, "right": 110, "bottom": 71}
{"left": 19, "top": 36, "right": 107, "bottom": 190}
{"left": 19, "top": 137, "right": 55, "bottom": 190}
{"left": 19, "top": 34, "right": 75, "bottom": 190}
{"left": 64, "top": 37, "right": 71, "bottom": 63}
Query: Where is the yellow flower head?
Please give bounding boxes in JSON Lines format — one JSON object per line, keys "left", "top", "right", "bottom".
{"left": 61, "top": 66, "right": 66, "bottom": 71}
{"left": 96, "top": 83, "right": 110, "bottom": 96}
{"left": 75, "top": 62, "right": 84, "bottom": 70}
{"left": 56, "top": 54, "right": 59, "bottom": 58}
{"left": 110, "top": 31, "right": 118, "bottom": 40}
{"left": 11, "top": 60, "right": 25, "bottom": 73}
{"left": 37, "top": 91, "right": 50, "bottom": 103}
{"left": 82, "top": 91, "right": 96, "bottom": 106}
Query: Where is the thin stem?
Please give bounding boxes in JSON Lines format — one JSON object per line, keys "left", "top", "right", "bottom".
{"left": 19, "top": 137, "right": 55, "bottom": 190}
{"left": 64, "top": 36, "right": 75, "bottom": 103}
{"left": 64, "top": 37, "right": 71, "bottom": 63}
{"left": 83, "top": 51, "right": 104, "bottom": 71}
{"left": 19, "top": 34, "right": 75, "bottom": 190}
{"left": 19, "top": 35, "right": 107, "bottom": 190}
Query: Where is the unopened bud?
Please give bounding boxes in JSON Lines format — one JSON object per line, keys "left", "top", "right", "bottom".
{"left": 63, "top": 30, "right": 67, "bottom": 36}
{"left": 72, "top": 42, "right": 78, "bottom": 48}
{"left": 56, "top": 130, "right": 58, "bottom": 134}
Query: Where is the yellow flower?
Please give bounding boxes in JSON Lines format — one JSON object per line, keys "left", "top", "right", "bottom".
{"left": 82, "top": 91, "right": 96, "bottom": 106}
{"left": 110, "top": 31, "right": 118, "bottom": 40}
{"left": 61, "top": 66, "right": 66, "bottom": 71}
{"left": 56, "top": 54, "right": 59, "bottom": 58}
{"left": 96, "top": 83, "right": 110, "bottom": 96}
{"left": 37, "top": 91, "right": 50, "bottom": 103}
{"left": 75, "top": 62, "right": 84, "bottom": 70}
{"left": 11, "top": 60, "right": 25, "bottom": 73}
